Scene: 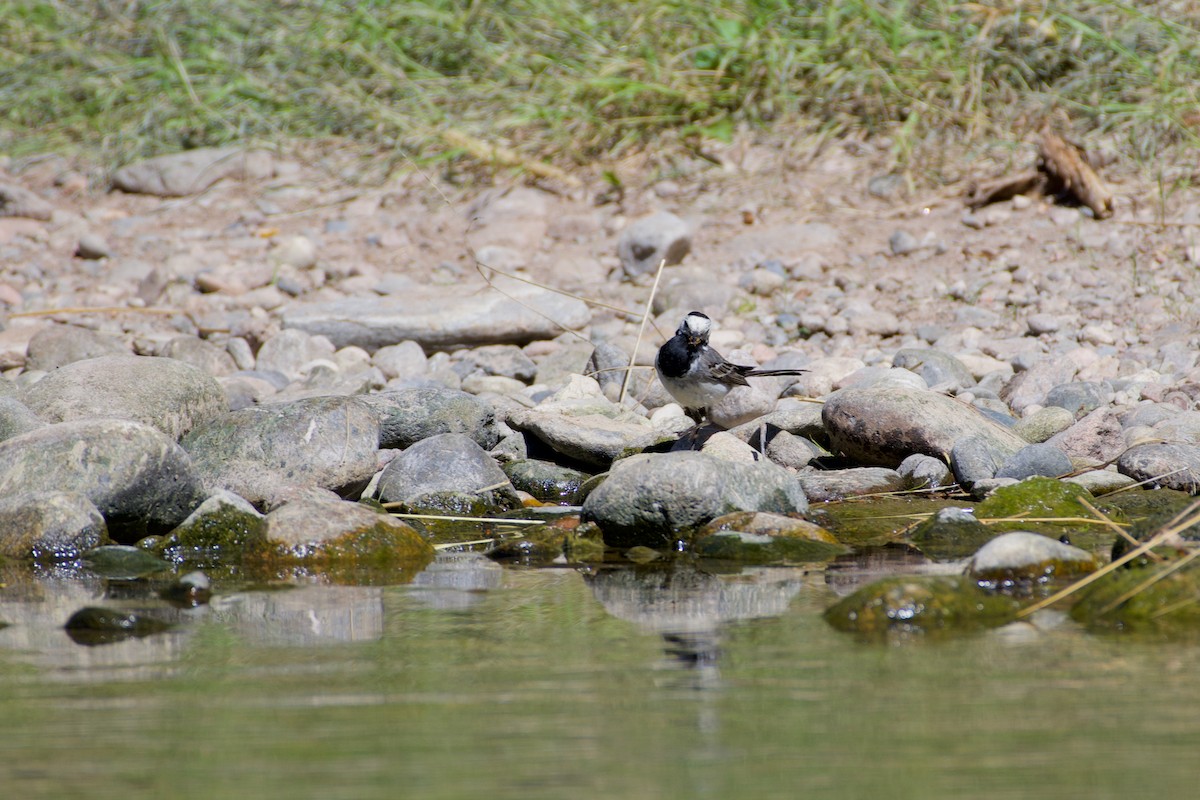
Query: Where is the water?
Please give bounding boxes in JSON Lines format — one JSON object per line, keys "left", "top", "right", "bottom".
{"left": 1, "top": 554, "right": 1198, "bottom": 799}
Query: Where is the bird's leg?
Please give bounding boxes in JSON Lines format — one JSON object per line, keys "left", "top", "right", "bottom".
{"left": 684, "top": 408, "right": 705, "bottom": 450}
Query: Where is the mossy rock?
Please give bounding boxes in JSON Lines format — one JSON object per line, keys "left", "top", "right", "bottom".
{"left": 808, "top": 496, "right": 967, "bottom": 548}
{"left": 1070, "top": 559, "right": 1200, "bottom": 632}
{"left": 824, "top": 575, "right": 1022, "bottom": 637}
{"left": 909, "top": 506, "right": 995, "bottom": 561}
{"left": 400, "top": 490, "right": 519, "bottom": 517}
{"left": 692, "top": 530, "right": 848, "bottom": 564}
{"left": 1096, "top": 489, "right": 1200, "bottom": 564}
{"left": 502, "top": 459, "right": 591, "bottom": 505}
{"left": 156, "top": 502, "right": 269, "bottom": 564}
{"left": 975, "top": 476, "right": 1090, "bottom": 527}
{"left": 64, "top": 606, "right": 171, "bottom": 645}
{"left": 487, "top": 519, "right": 604, "bottom": 565}
{"left": 290, "top": 522, "right": 435, "bottom": 565}
{"left": 82, "top": 545, "right": 172, "bottom": 579}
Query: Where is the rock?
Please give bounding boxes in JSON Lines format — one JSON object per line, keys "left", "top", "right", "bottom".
{"left": 0, "top": 419, "right": 206, "bottom": 535}
{"left": 974, "top": 476, "right": 1091, "bottom": 524}
{"left": 21, "top": 355, "right": 226, "bottom": 440}
{"left": 798, "top": 467, "right": 906, "bottom": 502}
{"left": 461, "top": 344, "right": 537, "bottom": 382}
{"left": 0, "top": 396, "right": 46, "bottom": 442}
{"left": 373, "top": 341, "right": 427, "bottom": 380}
{"left": 1000, "top": 357, "right": 1080, "bottom": 415}
{"left": 375, "top": 433, "right": 521, "bottom": 515}
{"left": 1062, "top": 469, "right": 1136, "bottom": 496}
{"left": 1026, "top": 313, "right": 1061, "bottom": 335}
{"left": 823, "top": 384, "right": 1027, "bottom": 468}
{"left": 950, "top": 435, "right": 1010, "bottom": 487}
{"left": 82, "top": 545, "right": 171, "bottom": 580}
{"left": 617, "top": 210, "right": 692, "bottom": 279}
{"left": 64, "top": 607, "right": 170, "bottom": 644}
{"left": 75, "top": 232, "right": 113, "bottom": 260}
{"left": 25, "top": 324, "right": 131, "bottom": 371}
{"left": 508, "top": 376, "right": 663, "bottom": 467}
{"left": 696, "top": 430, "right": 759, "bottom": 462}
{"left": 995, "top": 443, "right": 1073, "bottom": 480}
{"left": 1070, "top": 560, "right": 1200, "bottom": 631}
{"left": 112, "top": 147, "right": 273, "bottom": 197}
{"left": 580, "top": 451, "right": 808, "bottom": 549}
{"left": 264, "top": 497, "right": 434, "bottom": 563}
{"left": 254, "top": 328, "right": 337, "bottom": 381}
{"left": 1012, "top": 406, "right": 1076, "bottom": 443}
{"left": 897, "top": 453, "right": 953, "bottom": 489}
{"left": 1118, "top": 443, "right": 1200, "bottom": 493}
{"left": 1046, "top": 407, "right": 1125, "bottom": 463}
{"left": 502, "top": 459, "right": 590, "bottom": 504}
{"left": 159, "top": 336, "right": 238, "bottom": 377}
{"left": 280, "top": 274, "right": 590, "bottom": 351}
{"left": 0, "top": 491, "right": 107, "bottom": 560}
{"left": 824, "top": 576, "right": 1021, "bottom": 636}
{"left": 1044, "top": 380, "right": 1112, "bottom": 417}
{"left": 910, "top": 506, "right": 994, "bottom": 560}
{"left": 0, "top": 181, "right": 53, "bottom": 220}
{"left": 271, "top": 235, "right": 317, "bottom": 269}
{"left": 359, "top": 386, "right": 498, "bottom": 450}
{"left": 892, "top": 348, "right": 975, "bottom": 391}
{"left": 888, "top": 229, "right": 920, "bottom": 255}
{"left": 155, "top": 490, "right": 268, "bottom": 563}
{"left": 967, "top": 531, "right": 1096, "bottom": 584}
{"left": 763, "top": 429, "right": 822, "bottom": 469}
{"left": 692, "top": 529, "right": 847, "bottom": 564}
{"left": 182, "top": 395, "right": 381, "bottom": 506}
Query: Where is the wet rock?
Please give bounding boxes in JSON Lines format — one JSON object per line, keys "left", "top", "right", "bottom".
{"left": 359, "top": 386, "right": 498, "bottom": 450}
{"left": 64, "top": 606, "right": 171, "bottom": 645}
{"left": 692, "top": 512, "right": 847, "bottom": 564}
{"left": 280, "top": 275, "right": 590, "bottom": 350}
{"left": 161, "top": 571, "right": 212, "bottom": 607}
{"left": 0, "top": 181, "right": 53, "bottom": 220}
{"left": 182, "top": 395, "right": 380, "bottom": 506}
{"left": 265, "top": 497, "right": 434, "bottom": 563}
{"left": 159, "top": 335, "right": 238, "bottom": 377}
{"left": 487, "top": 519, "right": 604, "bottom": 565}
{"left": 892, "top": 348, "right": 975, "bottom": 391}
{"left": 974, "top": 477, "right": 1091, "bottom": 526}
{"left": 1012, "top": 405, "right": 1076, "bottom": 443}
{"left": 156, "top": 490, "right": 268, "bottom": 563}
{"left": 1070, "top": 560, "right": 1200, "bottom": 631}
{"left": 0, "top": 491, "right": 107, "bottom": 560}
{"left": 1117, "top": 443, "right": 1200, "bottom": 493}
{"left": 910, "top": 506, "right": 994, "bottom": 561}
{"left": 0, "top": 419, "right": 206, "bottom": 535}
{"left": 995, "top": 443, "right": 1073, "bottom": 480}
{"left": 24, "top": 324, "right": 130, "bottom": 371}
{"left": 798, "top": 467, "right": 906, "bottom": 502}
{"left": 897, "top": 453, "right": 953, "bottom": 489}
{"left": 81, "top": 545, "right": 170, "bottom": 579}
{"left": 824, "top": 575, "right": 1021, "bottom": 636}
{"left": 21, "top": 355, "right": 226, "bottom": 440}
{"left": 581, "top": 451, "right": 808, "bottom": 549}
{"left": 502, "top": 459, "right": 590, "bottom": 504}
{"left": 74, "top": 232, "right": 113, "bottom": 260}
{"left": 824, "top": 384, "right": 1027, "bottom": 468}
{"left": 617, "top": 210, "right": 692, "bottom": 279}
{"left": 112, "top": 146, "right": 273, "bottom": 197}
{"left": 967, "top": 531, "right": 1096, "bottom": 585}
{"left": 376, "top": 433, "right": 521, "bottom": 515}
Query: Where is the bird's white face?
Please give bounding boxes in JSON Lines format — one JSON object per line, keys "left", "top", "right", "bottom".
{"left": 681, "top": 313, "right": 712, "bottom": 343}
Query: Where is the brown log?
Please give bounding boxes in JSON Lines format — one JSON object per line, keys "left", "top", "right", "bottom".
{"left": 1037, "top": 128, "right": 1114, "bottom": 219}
{"left": 965, "top": 170, "right": 1046, "bottom": 211}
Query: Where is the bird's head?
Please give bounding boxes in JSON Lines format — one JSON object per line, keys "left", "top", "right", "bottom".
{"left": 678, "top": 311, "right": 712, "bottom": 348}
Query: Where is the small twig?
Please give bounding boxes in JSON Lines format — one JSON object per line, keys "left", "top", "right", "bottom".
{"left": 10, "top": 306, "right": 185, "bottom": 319}
{"left": 622, "top": 257, "right": 666, "bottom": 404}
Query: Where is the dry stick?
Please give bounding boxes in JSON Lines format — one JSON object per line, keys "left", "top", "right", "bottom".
{"left": 1099, "top": 546, "right": 1200, "bottom": 617}
{"left": 1077, "top": 495, "right": 1160, "bottom": 560}
{"left": 621, "top": 258, "right": 666, "bottom": 405}
{"left": 1016, "top": 499, "right": 1200, "bottom": 619}
{"left": 10, "top": 307, "right": 184, "bottom": 319}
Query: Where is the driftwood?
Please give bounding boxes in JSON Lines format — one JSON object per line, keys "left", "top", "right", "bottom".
{"left": 966, "top": 127, "right": 1114, "bottom": 219}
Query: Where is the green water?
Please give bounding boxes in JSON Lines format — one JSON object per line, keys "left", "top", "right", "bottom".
{"left": 1, "top": 555, "right": 1198, "bottom": 800}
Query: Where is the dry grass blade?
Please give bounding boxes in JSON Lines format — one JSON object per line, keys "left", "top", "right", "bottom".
{"left": 1016, "top": 499, "right": 1200, "bottom": 619}
{"left": 1098, "top": 546, "right": 1200, "bottom": 616}
{"left": 382, "top": 508, "right": 545, "bottom": 526}
{"left": 1077, "top": 495, "right": 1162, "bottom": 562}
{"left": 621, "top": 257, "right": 666, "bottom": 404}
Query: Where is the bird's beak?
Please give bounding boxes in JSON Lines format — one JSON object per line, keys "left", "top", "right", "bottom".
{"left": 688, "top": 336, "right": 704, "bottom": 347}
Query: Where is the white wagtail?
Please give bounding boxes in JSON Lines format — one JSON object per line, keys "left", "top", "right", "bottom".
{"left": 655, "top": 311, "right": 806, "bottom": 428}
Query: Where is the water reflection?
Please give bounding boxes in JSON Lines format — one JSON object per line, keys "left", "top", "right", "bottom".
{"left": 407, "top": 552, "right": 505, "bottom": 610}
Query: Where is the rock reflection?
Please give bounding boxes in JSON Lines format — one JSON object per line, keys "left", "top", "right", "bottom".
{"left": 406, "top": 552, "right": 505, "bottom": 610}
{"left": 585, "top": 562, "right": 806, "bottom": 688}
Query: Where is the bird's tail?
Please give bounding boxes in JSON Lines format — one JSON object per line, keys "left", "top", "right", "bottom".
{"left": 745, "top": 368, "right": 807, "bottom": 377}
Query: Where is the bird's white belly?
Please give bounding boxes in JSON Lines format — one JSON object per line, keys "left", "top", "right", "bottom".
{"left": 664, "top": 374, "right": 731, "bottom": 410}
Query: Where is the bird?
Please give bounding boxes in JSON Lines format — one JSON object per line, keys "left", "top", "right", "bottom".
{"left": 655, "top": 311, "right": 806, "bottom": 429}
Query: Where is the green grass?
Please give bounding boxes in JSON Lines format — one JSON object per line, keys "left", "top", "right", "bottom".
{"left": 1, "top": 0, "right": 1198, "bottom": 172}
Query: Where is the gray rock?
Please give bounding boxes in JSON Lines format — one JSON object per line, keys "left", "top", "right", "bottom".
{"left": 0, "top": 419, "right": 206, "bottom": 534}
{"left": 0, "top": 396, "right": 46, "bottom": 442}
{"left": 910, "top": 506, "right": 994, "bottom": 560}
{"left": 254, "top": 328, "right": 336, "bottom": 381}
{"left": 281, "top": 275, "right": 590, "bottom": 350}
{"left": 1063, "top": 469, "right": 1137, "bottom": 496}
{"left": 1026, "top": 313, "right": 1062, "bottom": 335}
{"left": 888, "top": 229, "right": 920, "bottom": 256}
{"left": 0, "top": 491, "right": 107, "bottom": 560}
{"left": 1012, "top": 406, "right": 1076, "bottom": 443}
{"left": 159, "top": 336, "right": 238, "bottom": 377}
{"left": 0, "top": 181, "right": 53, "bottom": 220}
{"left": 1046, "top": 407, "right": 1125, "bottom": 464}
{"left": 967, "top": 531, "right": 1096, "bottom": 581}
{"left": 950, "top": 435, "right": 1009, "bottom": 487}
{"left": 892, "top": 349, "right": 975, "bottom": 391}
{"left": 1000, "top": 357, "right": 1080, "bottom": 415}
{"left": 372, "top": 341, "right": 427, "bottom": 380}
{"left": 1152, "top": 410, "right": 1200, "bottom": 444}
{"left": 617, "top": 210, "right": 692, "bottom": 279}
{"left": 1120, "top": 402, "right": 1178, "bottom": 430}
{"left": 763, "top": 429, "right": 822, "bottom": 469}
{"left": 264, "top": 497, "right": 433, "bottom": 559}
{"left": 586, "top": 341, "right": 633, "bottom": 397}
{"left": 75, "top": 232, "right": 113, "bottom": 260}
{"left": 25, "top": 324, "right": 130, "bottom": 371}
{"left": 461, "top": 344, "right": 537, "bottom": 382}
{"left": 112, "top": 147, "right": 274, "bottom": 197}
{"left": 182, "top": 395, "right": 381, "bottom": 506}
{"left": 359, "top": 386, "right": 498, "bottom": 450}
{"left": 509, "top": 404, "right": 662, "bottom": 468}
{"left": 375, "top": 433, "right": 520, "bottom": 514}
{"left": 502, "top": 459, "right": 590, "bottom": 504}
{"left": 21, "top": 355, "right": 226, "bottom": 440}
{"left": 798, "top": 467, "right": 906, "bottom": 502}
{"left": 897, "top": 453, "right": 953, "bottom": 489}
{"left": 652, "top": 265, "right": 736, "bottom": 314}
{"left": 823, "top": 384, "right": 1027, "bottom": 468}
{"left": 995, "top": 443, "right": 1073, "bottom": 480}
{"left": 581, "top": 451, "right": 808, "bottom": 549}
{"left": 1117, "top": 443, "right": 1200, "bottom": 493}
{"left": 1045, "top": 380, "right": 1112, "bottom": 417}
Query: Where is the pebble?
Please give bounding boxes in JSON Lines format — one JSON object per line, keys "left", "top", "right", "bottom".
{"left": 616, "top": 211, "right": 692, "bottom": 279}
